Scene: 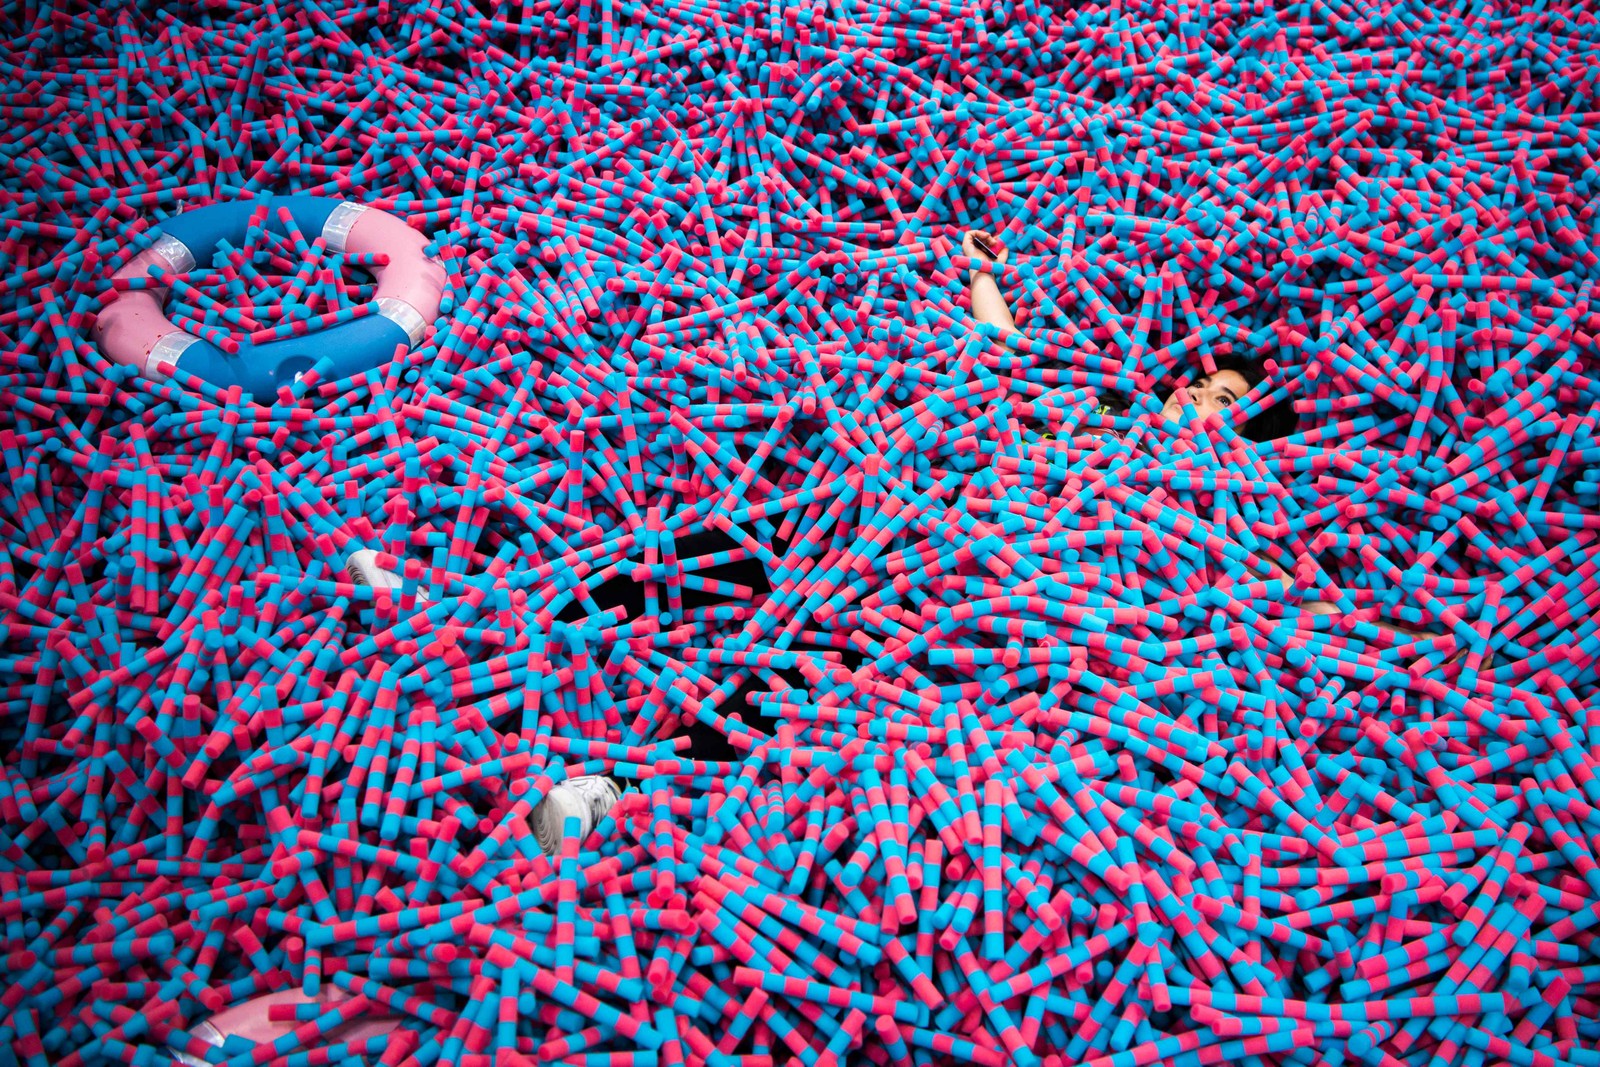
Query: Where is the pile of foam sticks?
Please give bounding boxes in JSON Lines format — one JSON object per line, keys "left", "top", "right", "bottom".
{"left": 4, "top": 0, "right": 1600, "bottom": 1064}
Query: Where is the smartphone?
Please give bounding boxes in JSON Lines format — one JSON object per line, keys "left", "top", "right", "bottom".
{"left": 971, "top": 233, "right": 999, "bottom": 260}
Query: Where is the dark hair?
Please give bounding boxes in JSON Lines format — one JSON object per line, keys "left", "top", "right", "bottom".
{"left": 1192, "top": 354, "right": 1299, "bottom": 443}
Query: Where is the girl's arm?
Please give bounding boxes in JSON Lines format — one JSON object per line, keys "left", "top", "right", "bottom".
{"left": 964, "top": 229, "right": 1016, "bottom": 333}
{"left": 1256, "top": 559, "right": 1469, "bottom": 658}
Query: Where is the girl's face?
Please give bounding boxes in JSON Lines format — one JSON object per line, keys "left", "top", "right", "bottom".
{"left": 1160, "top": 369, "right": 1251, "bottom": 427}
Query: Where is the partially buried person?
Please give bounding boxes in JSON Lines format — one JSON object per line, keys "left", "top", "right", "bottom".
{"left": 961, "top": 229, "right": 1469, "bottom": 652}
{"left": 961, "top": 228, "right": 1298, "bottom": 443}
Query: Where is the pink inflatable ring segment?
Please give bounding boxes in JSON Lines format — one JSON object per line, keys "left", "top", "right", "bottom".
{"left": 167, "top": 988, "right": 400, "bottom": 1066}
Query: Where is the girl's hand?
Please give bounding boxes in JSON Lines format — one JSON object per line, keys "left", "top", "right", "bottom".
{"left": 963, "top": 230, "right": 1009, "bottom": 265}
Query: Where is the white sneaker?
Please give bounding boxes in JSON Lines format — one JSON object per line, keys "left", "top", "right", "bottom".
{"left": 346, "top": 549, "right": 428, "bottom": 601}
{"left": 530, "top": 775, "right": 622, "bottom": 856}
{"left": 168, "top": 1021, "right": 225, "bottom": 1067}
{"left": 346, "top": 548, "right": 403, "bottom": 589}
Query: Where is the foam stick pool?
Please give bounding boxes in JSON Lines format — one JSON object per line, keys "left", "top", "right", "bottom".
{"left": 93, "top": 197, "right": 445, "bottom": 401}
{"left": 4, "top": 0, "right": 1600, "bottom": 1065}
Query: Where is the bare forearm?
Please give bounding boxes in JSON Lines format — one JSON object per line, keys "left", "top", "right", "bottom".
{"left": 1257, "top": 561, "right": 1455, "bottom": 646}
{"left": 1302, "top": 600, "right": 1449, "bottom": 643}
{"left": 968, "top": 269, "right": 1016, "bottom": 332}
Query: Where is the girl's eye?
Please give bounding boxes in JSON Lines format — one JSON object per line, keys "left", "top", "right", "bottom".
{"left": 1218, "top": 396, "right": 1233, "bottom": 408}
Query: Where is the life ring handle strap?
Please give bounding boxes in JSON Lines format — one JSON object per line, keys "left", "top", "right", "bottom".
{"left": 154, "top": 196, "right": 348, "bottom": 277}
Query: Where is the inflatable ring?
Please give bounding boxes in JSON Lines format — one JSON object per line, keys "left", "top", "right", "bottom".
{"left": 94, "top": 196, "right": 445, "bottom": 401}
{"left": 167, "top": 989, "right": 399, "bottom": 1067}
